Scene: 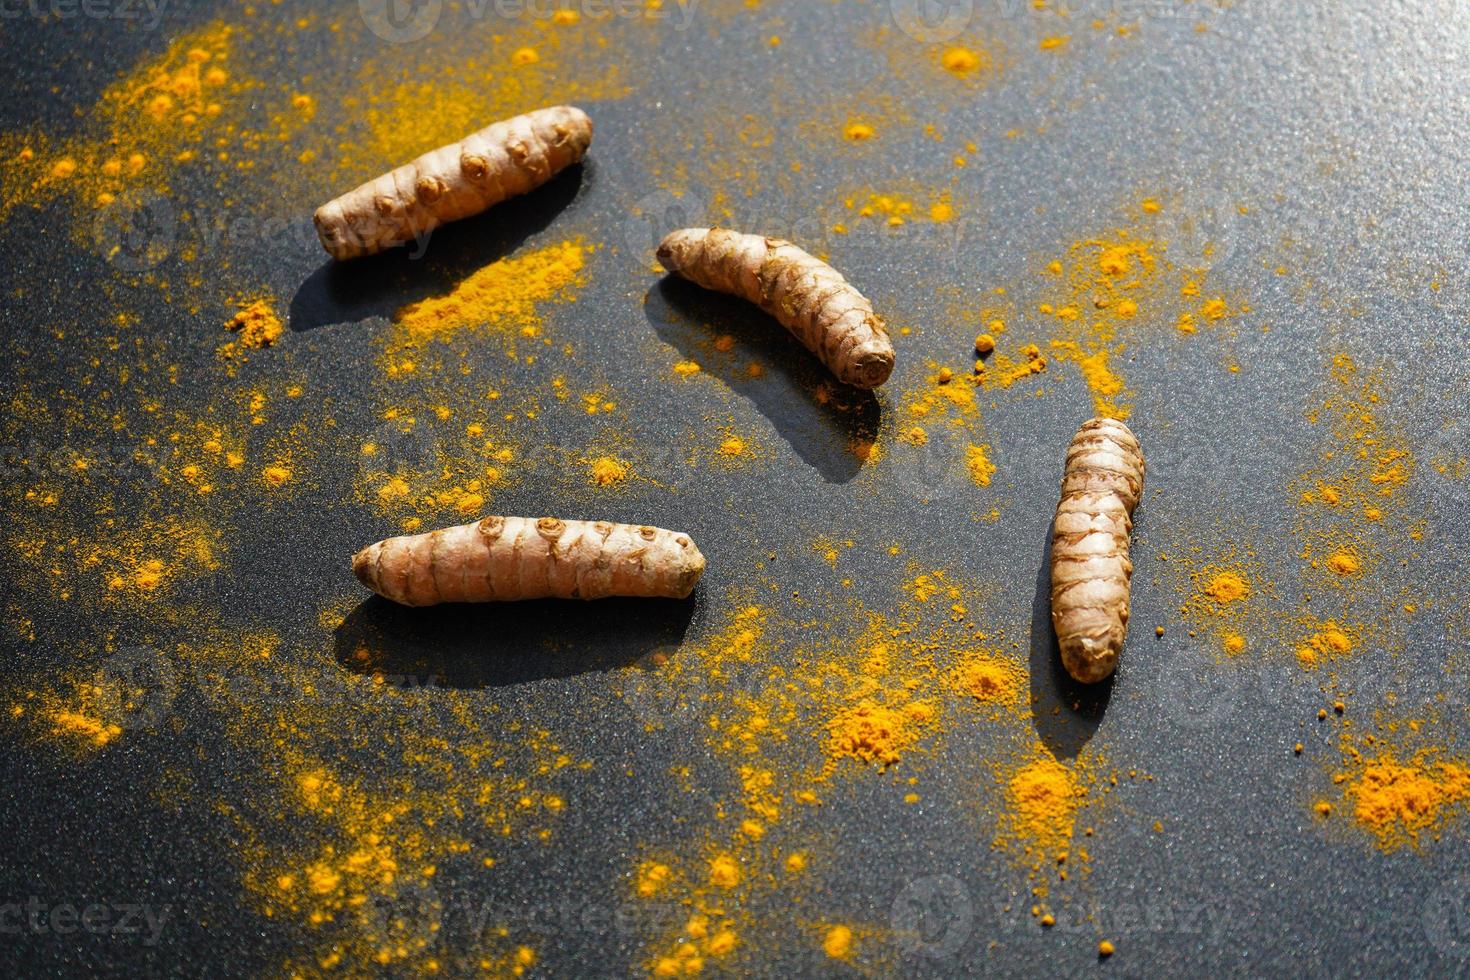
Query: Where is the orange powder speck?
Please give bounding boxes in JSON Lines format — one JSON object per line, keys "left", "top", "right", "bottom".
{"left": 1048, "top": 341, "right": 1126, "bottom": 418}
{"left": 1346, "top": 754, "right": 1470, "bottom": 848}
{"left": 131, "top": 559, "right": 167, "bottom": 591}
{"left": 901, "top": 426, "right": 928, "bottom": 446}
{"left": 223, "top": 298, "right": 284, "bottom": 352}
{"left": 784, "top": 853, "right": 807, "bottom": 873}
{"left": 588, "top": 457, "right": 629, "bottom": 487}
{"left": 1040, "top": 35, "right": 1070, "bottom": 50}
{"left": 827, "top": 700, "right": 934, "bottom": 768}
{"left": 510, "top": 47, "right": 540, "bottom": 66}
{"left": 941, "top": 46, "right": 985, "bottom": 76}
{"left": 1222, "top": 633, "right": 1246, "bottom": 656}
{"left": 954, "top": 651, "right": 1022, "bottom": 704}
{"left": 708, "top": 855, "right": 741, "bottom": 889}
{"left": 635, "top": 862, "right": 671, "bottom": 898}
{"left": 843, "top": 122, "right": 876, "bottom": 142}
{"left": 1297, "top": 622, "right": 1356, "bottom": 668}
{"left": 393, "top": 240, "right": 588, "bottom": 346}
{"left": 1203, "top": 571, "right": 1250, "bottom": 604}
{"left": 718, "top": 435, "right": 747, "bottom": 457}
{"left": 849, "top": 438, "right": 879, "bottom": 463}
{"left": 51, "top": 711, "right": 122, "bottom": 746}
{"left": 822, "top": 925, "right": 853, "bottom": 959}
{"left": 672, "top": 360, "right": 702, "bottom": 376}
{"left": 1004, "top": 750, "right": 1081, "bottom": 857}
{"left": 1326, "top": 551, "right": 1362, "bottom": 577}
{"left": 262, "top": 465, "right": 292, "bottom": 488}
{"left": 966, "top": 444, "right": 996, "bottom": 486}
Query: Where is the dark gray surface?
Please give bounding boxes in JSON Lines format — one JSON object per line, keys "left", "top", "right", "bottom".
{"left": 1, "top": 1, "right": 1468, "bottom": 976}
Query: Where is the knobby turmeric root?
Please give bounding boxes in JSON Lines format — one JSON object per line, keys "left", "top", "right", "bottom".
{"left": 657, "top": 228, "right": 895, "bottom": 389}
{"left": 1050, "top": 418, "right": 1145, "bottom": 684}
{"left": 314, "top": 105, "right": 593, "bottom": 260}
{"left": 352, "top": 515, "right": 705, "bottom": 606}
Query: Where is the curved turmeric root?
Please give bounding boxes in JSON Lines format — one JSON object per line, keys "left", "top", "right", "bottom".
{"left": 352, "top": 515, "right": 705, "bottom": 607}
{"left": 656, "top": 228, "right": 895, "bottom": 389}
{"left": 1050, "top": 418, "right": 1145, "bottom": 684}
{"left": 314, "top": 105, "right": 592, "bottom": 260}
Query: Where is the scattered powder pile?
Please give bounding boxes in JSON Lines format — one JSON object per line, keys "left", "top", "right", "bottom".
{"left": 1345, "top": 752, "right": 1470, "bottom": 849}
{"left": 826, "top": 699, "right": 937, "bottom": 768}
{"left": 993, "top": 741, "right": 1098, "bottom": 893}
{"left": 221, "top": 298, "right": 284, "bottom": 359}
{"left": 1295, "top": 620, "right": 1356, "bottom": 668}
{"left": 1203, "top": 570, "right": 1250, "bottom": 604}
{"left": 952, "top": 650, "right": 1023, "bottom": 705}
{"left": 391, "top": 239, "right": 589, "bottom": 352}
{"left": 588, "top": 456, "right": 630, "bottom": 487}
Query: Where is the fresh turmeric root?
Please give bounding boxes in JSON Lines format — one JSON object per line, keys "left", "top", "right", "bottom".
{"left": 1050, "top": 418, "right": 1145, "bottom": 684}
{"left": 656, "top": 228, "right": 895, "bottom": 389}
{"left": 314, "top": 105, "right": 592, "bottom": 260}
{"left": 352, "top": 515, "right": 705, "bottom": 606}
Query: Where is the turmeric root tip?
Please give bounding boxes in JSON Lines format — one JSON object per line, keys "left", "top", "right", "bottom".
{"left": 352, "top": 515, "right": 706, "bottom": 606}
{"left": 656, "top": 228, "right": 895, "bottom": 389}
{"left": 1050, "top": 417, "right": 1145, "bottom": 684}
{"left": 314, "top": 105, "right": 593, "bottom": 260}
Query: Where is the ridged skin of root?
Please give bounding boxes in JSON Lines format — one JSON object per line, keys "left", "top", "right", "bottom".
{"left": 314, "top": 106, "right": 592, "bottom": 260}
{"left": 353, "top": 516, "right": 706, "bottom": 607}
{"left": 1050, "top": 418, "right": 1145, "bottom": 684}
{"left": 656, "top": 228, "right": 895, "bottom": 389}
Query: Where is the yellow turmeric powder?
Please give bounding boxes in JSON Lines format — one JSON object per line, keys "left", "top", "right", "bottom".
{"left": 1203, "top": 570, "right": 1250, "bottom": 604}
{"left": 827, "top": 700, "right": 935, "bottom": 768}
{"left": 392, "top": 239, "right": 589, "bottom": 347}
{"left": 1346, "top": 752, "right": 1470, "bottom": 849}
{"left": 588, "top": 456, "right": 630, "bottom": 487}
{"left": 221, "top": 298, "right": 284, "bottom": 358}
{"left": 1004, "top": 750, "right": 1082, "bottom": 858}
{"left": 952, "top": 651, "right": 1023, "bottom": 705}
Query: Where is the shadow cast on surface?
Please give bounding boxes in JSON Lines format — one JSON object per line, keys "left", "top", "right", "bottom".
{"left": 333, "top": 590, "right": 695, "bottom": 691}
{"left": 1028, "top": 523, "right": 1112, "bottom": 761}
{"left": 645, "top": 276, "right": 881, "bottom": 484}
{"left": 289, "top": 163, "right": 589, "bottom": 332}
